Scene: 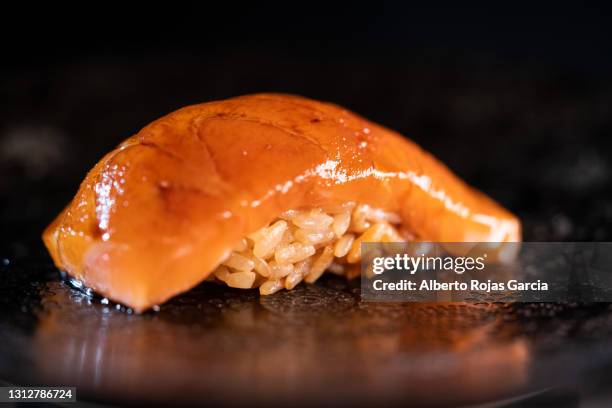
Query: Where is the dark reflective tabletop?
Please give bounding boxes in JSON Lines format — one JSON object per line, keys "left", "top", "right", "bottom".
{"left": 3, "top": 259, "right": 612, "bottom": 406}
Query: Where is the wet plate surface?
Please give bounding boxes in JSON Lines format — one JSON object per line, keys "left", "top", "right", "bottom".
{"left": 3, "top": 259, "right": 612, "bottom": 407}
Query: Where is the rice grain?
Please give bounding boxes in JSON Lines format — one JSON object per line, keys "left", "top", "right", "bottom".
{"left": 251, "top": 220, "right": 287, "bottom": 259}
{"left": 226, "top": 271, "right": 257, "bottom": 289}
{"left": 305, "top": 246, "right": 334, "bottom": 283}
{"left": 222, "top": 253, "right": 255, "bottom": 272}
{"left": 260, "top": 279, "right": 284, "bottom": 295}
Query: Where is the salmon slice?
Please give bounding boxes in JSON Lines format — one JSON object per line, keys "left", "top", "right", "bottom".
{"left": 43, "top": 94, "right": 520, "bottom": 311}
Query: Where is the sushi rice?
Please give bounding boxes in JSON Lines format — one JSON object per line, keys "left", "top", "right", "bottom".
{"left": 212, "top": 202, "right": 406, "bottom": 295}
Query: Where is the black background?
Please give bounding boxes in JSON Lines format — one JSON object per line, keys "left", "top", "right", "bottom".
{"left": 2, "top": 3, "right": 612, "bottom": 257}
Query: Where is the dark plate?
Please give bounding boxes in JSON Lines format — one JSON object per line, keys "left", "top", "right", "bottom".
{"left": 3, "top": 257, "right": 612, "bottom": 407}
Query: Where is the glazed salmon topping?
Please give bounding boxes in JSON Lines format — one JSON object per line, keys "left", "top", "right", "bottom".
{"left": 43, "top": 94, "right": 521, "bottom": 311}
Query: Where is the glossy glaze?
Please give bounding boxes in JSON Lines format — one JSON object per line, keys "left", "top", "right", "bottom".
{"left": 43, "top": 94, "right": 521, "bottom": 311}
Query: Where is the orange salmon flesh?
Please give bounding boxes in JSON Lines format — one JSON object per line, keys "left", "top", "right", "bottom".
{"left": 43, "top": 94, "right": 521, "bottom": 312}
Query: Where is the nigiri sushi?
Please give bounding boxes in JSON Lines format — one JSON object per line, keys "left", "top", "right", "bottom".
{"left": 43, "top": 94, "right": 520, "bottom": 312}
